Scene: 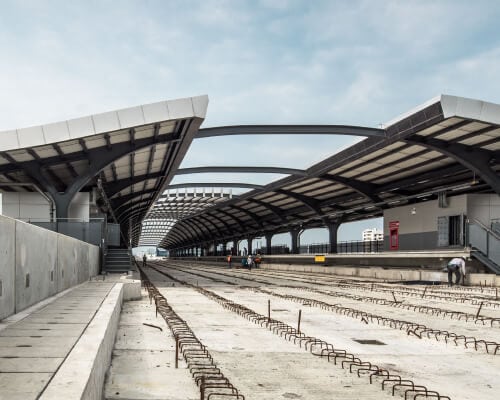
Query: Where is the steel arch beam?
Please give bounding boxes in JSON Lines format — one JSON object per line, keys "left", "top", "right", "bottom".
{"left": 214, "top": 209, "right": 246, "bottom": 233}
{"left": 193, "top": 215, "right": 224, "bottom": 238}
{"left": 161, "top": 228, "right": 186, "bottom": 245}
{"left": 165, "top": 182, "right": 264, "bottom": 191}
{"left": 163, "top": 228, "right": 190, "bottom": 246}
{"left": 188, "top": 218, "right": 212, "bottom": 242}
{"left": 111, "top": 189, "right": 157, "bottom": 211}
{"left": 227, "top": 205, "right": 263, "bottom": 229}
{"left": 21, "top": 127, "right": 180, "bottom": 219}
{"left": 405, "top": 136, "right": 500, "bottom": 195}
{"left": 275, "top": 189, "right": 325, "bottom": 216}
{"left": 180, "top": 219, "right": 204, "bottom": 243}
{"left": 117, "top": 201, "right": 150, "bottom": 221}
{"left": 244, "top": 198, "right": 287, "bottom": 223}
{"left": 375, "top": 164, "right": 466, "bottom": 194}
{"left": 206, "top": 212, "right": 240, "bottom": 238}
{"left": 106, "top": 172, "right": 163, "bottom": 198}
{"left": 320, "top": 174, "right": 381, "bottom": 203}
{"left": 196, "top": 125, "right": 385, "bottom": 139}
{"left": 175, "top": 166, "right": 308, "bottom": 176}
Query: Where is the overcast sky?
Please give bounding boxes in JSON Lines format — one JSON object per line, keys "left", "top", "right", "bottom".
{"left": 2, "top": 0, "right": 500, "bottom": 246}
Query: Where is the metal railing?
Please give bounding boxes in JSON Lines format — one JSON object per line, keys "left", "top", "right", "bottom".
{"left": 468, "top": 219, "right": 500, "bottom": 269}
{"left": 299, "top": 240, "right": 384, "bottom": 254}
{"left": 203, "top": 240, "right": 385, "bottom": 256}
{"left": 492, "top": 218, "right": 500, "bottom": 236}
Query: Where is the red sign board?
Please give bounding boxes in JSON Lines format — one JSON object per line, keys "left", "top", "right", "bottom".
{"left": 389, "top": 221, "right": 399, "bottom": 250}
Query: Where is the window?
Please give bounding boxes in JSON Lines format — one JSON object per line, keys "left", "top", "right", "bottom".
{"left": 449, "top": 215, "right": 462, "bottom": 246}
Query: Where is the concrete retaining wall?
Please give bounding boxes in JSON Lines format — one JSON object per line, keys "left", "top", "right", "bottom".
{"left": 0, "top": 214, "right": 100, "bottom": 320}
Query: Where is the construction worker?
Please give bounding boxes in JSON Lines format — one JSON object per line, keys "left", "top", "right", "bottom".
{"left": 447, "top": 257, "right": 466, "bottom": 286}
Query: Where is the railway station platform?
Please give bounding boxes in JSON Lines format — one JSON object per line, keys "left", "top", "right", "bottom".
{"left": 107, "top": 260, "right": 500, "bottom": 400}
{"left": 172, "top": 250, "right": 500, "bottom": 287}
{"left": 0, "top": 276, "right": 140, "bottom": 400}
{"left": 1, "top": 257, "right": 500, "bottom": 399}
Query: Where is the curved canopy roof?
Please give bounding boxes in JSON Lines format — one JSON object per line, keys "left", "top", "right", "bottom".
{"left": 1, "top": 94, "right": 499, "bottom": 250}
{"left": 0, "top": 95, "right": 208, "bottom": 246}
{"left": 159, "top": 95, "right": 500, "bottom": 250}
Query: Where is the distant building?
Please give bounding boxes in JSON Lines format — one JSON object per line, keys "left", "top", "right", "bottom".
{"left": 156, "top": 248, "right": 168, "bottom": 257}
{"left": 362, "top": 228, "right": 383, "bottom": 242}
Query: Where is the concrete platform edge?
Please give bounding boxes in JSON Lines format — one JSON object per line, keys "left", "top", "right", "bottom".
{"left": 39, "top": 283, "right": 124, "bottom": 400}
{"left": 262, "top": 263, "right": 500, "bottom": 286}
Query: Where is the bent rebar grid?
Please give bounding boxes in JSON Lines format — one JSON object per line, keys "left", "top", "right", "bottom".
{"left": 137, "top": 262, "right": 245, "bottom": 400}
{"left": 148, "top": 262, "right": 451, "bottom": 400}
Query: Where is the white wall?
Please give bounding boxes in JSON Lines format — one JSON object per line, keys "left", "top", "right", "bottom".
{"left": 2, "top": 192, "right": 51, "bottom": 221}
{"left": 1, "top": 191, "right": 90, "bottom": 221}
{"left": 467, "top": 194, "right": 500, "bottom": 226}
{"left": 69, "top": 192, "right": 90, "bottom": 221}
{"left": 383, "top": 195, "right": 468, "bottom": 236}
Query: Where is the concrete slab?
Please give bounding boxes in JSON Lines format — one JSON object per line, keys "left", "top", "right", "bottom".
{"left": 0, "top": 373, "right": 51, "bottom": 400}
{"left": 104, "top": 296, "right": 199, "bottom": 400}
{"left": 156, "top": 286, "right": 397, "bottom": 399}
{"left": 0, "top": 282, "right": 86, "bottom": 332}
{"left": 0, "top": 336, "right": 76, "bottom": 348}
{"left": 142, "top": 262, "right": 500, "bottom": 400}
{"left": 0, "top": 323, "right": 87, "bottom": 335}
{"left": 0, "top": 327, "right": 84, "bottom": 337}
{"left": 40, "top": 283, "right": 122, "bottom": 400}
{"left": 0, "top": 282, "right": 115, "bottom": 399}
{"left": 20, "top": 314, "right": 94, "bottom": 324}
{"left": 212, "top": 352, "right": 383, "bottom": 399}
{"left": 0, "top": 346, "right": 72, "bottom": 358}
{"left": 106, "top": 350, "right": 198, "bottom": 400}
{"left": 0, "top": 357, "right": 63, "bottom": 372}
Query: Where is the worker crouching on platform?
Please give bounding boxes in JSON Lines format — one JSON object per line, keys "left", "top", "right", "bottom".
{"left": 446, "top": 257, "right": 466, "bottom": 286}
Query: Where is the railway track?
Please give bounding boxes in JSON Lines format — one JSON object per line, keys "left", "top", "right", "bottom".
{"left": 149, "top": 261, "right": 500, "bottom": 355}
{"left": 142, "top": 262, "right": 453, "bottom": 400}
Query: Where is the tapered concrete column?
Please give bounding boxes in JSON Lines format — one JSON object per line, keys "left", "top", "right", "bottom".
{"left": 290, "top": 228, "right": 301, "bottom": 254}
{"left": 265, "top": 233, "right": 273, "bottom": 255}
{"left": 232, "top": 239, "right": 239, "bottom": 255}
{"left": 326, "top": 220, "right": 341, "bottom": 254}
{"left": 247, "top": 236, "right": 254, "bottom": 255}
